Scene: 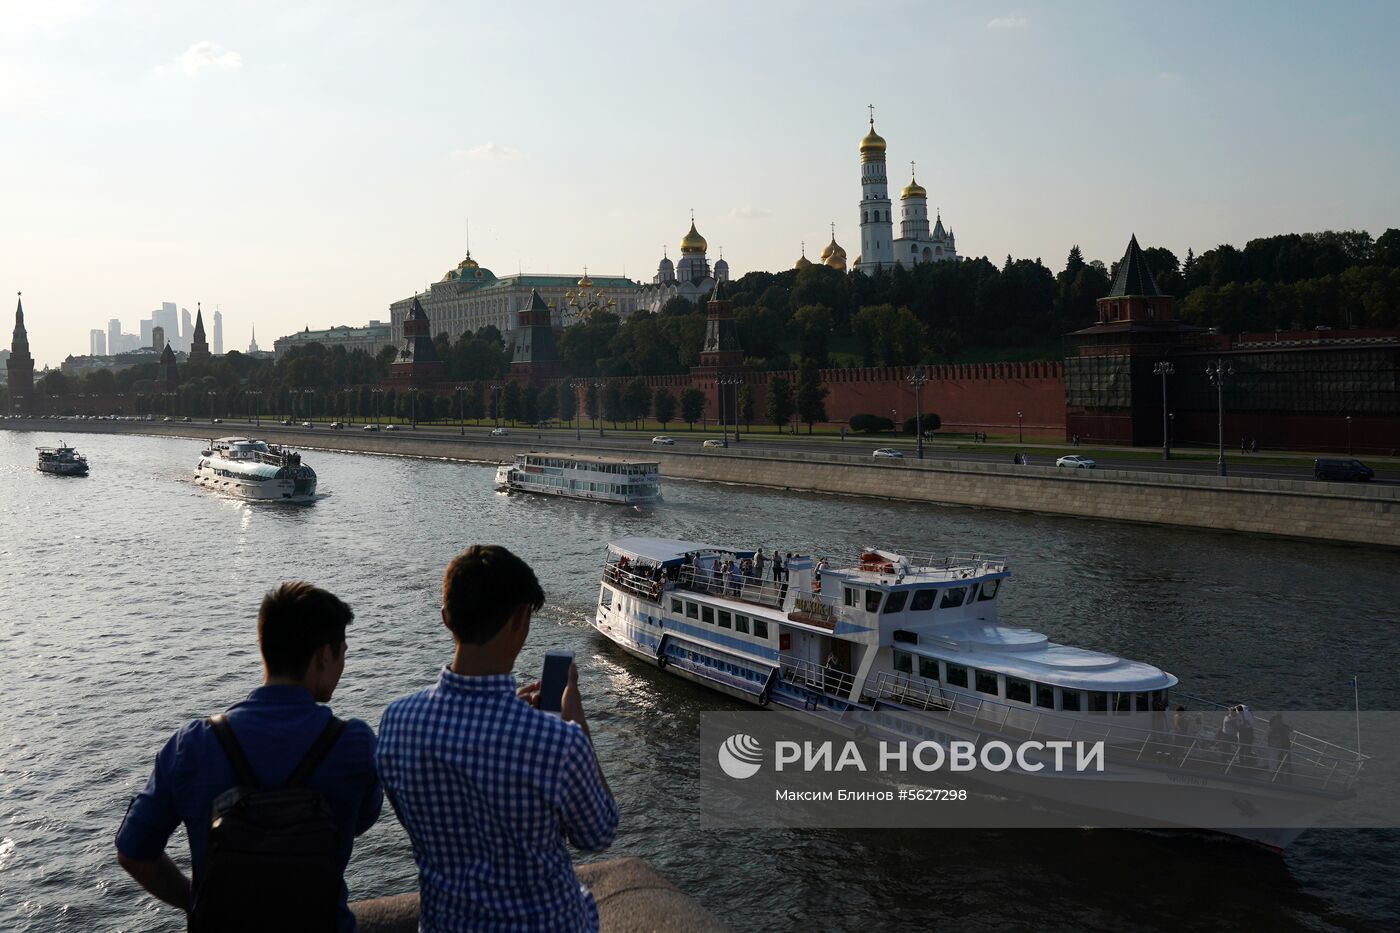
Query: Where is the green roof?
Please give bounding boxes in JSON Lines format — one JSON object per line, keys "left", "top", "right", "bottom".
{"left": 283, "top": 323, "right": 391, "bottom": 341}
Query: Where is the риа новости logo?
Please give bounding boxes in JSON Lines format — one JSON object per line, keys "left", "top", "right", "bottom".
{"left": 718, "top": 733, "right": 764, "bottom": 779}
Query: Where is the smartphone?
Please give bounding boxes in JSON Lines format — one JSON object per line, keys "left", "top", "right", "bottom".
{"left": 539, "top": 650, "right": 574, "bottom": 716}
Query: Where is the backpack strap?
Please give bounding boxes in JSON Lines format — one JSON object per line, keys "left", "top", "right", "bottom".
{"left": 208, "top": 714, "right": 260, "bottom": 789}
{"left": 286, "top": 716, "right": 346, "bottom": 788}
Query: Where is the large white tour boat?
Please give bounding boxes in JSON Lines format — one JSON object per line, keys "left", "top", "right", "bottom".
{"left": 495, "top": 452, "right": 660, "bottom": 505}
{"left": 194, "top": 437, "right": 318, "bottom": 501}
{"left": 35, "top": 442, "right": 89, "bottom": 476}
{"left": 591, "top": 537, "right": 1363, "bottom": 849}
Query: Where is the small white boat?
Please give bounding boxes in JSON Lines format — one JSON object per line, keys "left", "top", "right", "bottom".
{"left": 36, "top": 442, "right": 88, "bottom": 476}
{"left": 591, "top": 537, "right": 1363, "bottom": 849}
{"left": 495, "top": 452, "right": 660, "bottom": 505}
{"left": 194, "top": 437, "right": 317, "bottom": 501}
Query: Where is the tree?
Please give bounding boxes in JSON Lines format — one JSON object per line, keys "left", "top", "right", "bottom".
{"left": 793, "top": 304, "right": 834, "bottom": 366}
{"left": 521, "top": 385, "right": 540, "bottom": 425}
{"left": 849, "top": 413, "right": 894, "bottom": 433}
{"left": 585, "top": 384, "right": 600, "bottom": 426}
{"left": 765, "top": 376, "right": 796, "bottom": 430}
{"left": 680, "top": 388, "right": 706, "bottom": 430}
{"left": 738, "top": 384, "right": 754, "bottom": 429}
{"left": 795, "top": 358, "right": 828, "bottom": 432}
{"left": 466, "top": 382, "right": 485, "bottom": 421}
{"left": 38, "top": 371, "right": 70, "bottom": 395}
{"left": 501, "top": 382, "right": 522, "bottom": 424}
{"left": 623, "top": 377, "right": 652, "bottom": 426}
{"left": 653, "top": 387, "right": 677, "bottom": 428}
{"left": 902, "top": 413, "right": 942, "bottom": 434}
{"left": 601, "top": 382, "right": 625, "bottom": 426}
{"left": 537, "top": 383, "right": 559, "bottom": 423}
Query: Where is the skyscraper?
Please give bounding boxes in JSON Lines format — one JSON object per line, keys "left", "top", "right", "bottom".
{"left": 90, "top": 329, "right": 106, "bottom": 356}
{"left": 152, "top": 325, "right": 165, "bottom": 350}
{"left": 108, "top": 318, "right": 121, "bottom": 355}
{"left": 212, "top": 308, "right": 224, "bottom": 355}
{"left": 140, "top": 318, "right": 154, "bottom": 347}
{"left": 154, "top": 303, "right": 179, "bottom": 352}
{"left": 181, "top": 307, "right": 193, "bottom": 353}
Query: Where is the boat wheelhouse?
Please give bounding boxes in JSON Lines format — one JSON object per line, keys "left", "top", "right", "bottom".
{"left": 35, "top": 442, "right": 88, "bottom": 476}
{"left": 495, "top": 452, "right": 660, "bottom": 505}
{"left": 194, "top": 437, "right": 317, "bottom": 501}
{"left": 592, "top": 537, "right": 1363, "bottom": 849}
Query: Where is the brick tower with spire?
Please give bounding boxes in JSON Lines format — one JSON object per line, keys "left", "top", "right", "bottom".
{"left": 188, "top": 303, "right": 212, "bottom": 363}
{"left": 7, "top": 293, "right": 35, "bottom": 414}
{"left": 387, "top": 295, "right": 446, "bottom": 388}
{"left": 510, "top": 290, "right": 564, "bottom": 384}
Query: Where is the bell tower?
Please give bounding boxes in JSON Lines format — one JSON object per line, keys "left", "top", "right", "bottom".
{"left": 858, "top": 107, "right": 894, "bottom": 273}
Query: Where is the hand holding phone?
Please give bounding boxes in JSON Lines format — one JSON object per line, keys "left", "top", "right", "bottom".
{"left": 538, "top": 650, "right": 574, "bottom": 716}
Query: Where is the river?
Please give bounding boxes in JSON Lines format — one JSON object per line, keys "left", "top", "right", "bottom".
{"left": 0, "top": 429, "right": 1396, "bottom": 931}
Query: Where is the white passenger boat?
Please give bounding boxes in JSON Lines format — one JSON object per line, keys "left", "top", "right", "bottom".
{"left": 495, "top": 452, "right": 660, "bottom": 505}
{"left": 592, "top": 537, "right": 1363, "bottom": 849}
{"left": 194, "top": 437, "right": 317, "bottom": 501}
{"left": 35, "top": 442, "right": 89, "bottom": 476}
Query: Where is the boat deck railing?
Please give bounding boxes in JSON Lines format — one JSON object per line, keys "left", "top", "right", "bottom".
{"left": 828, "top": 550, "right": 1008, "bottom": 579}
{"left": 868, "top": 672, "right": 1363, "bottom": 792}
{"left": 675, "top": 566, "right": 789, "bottom": 611}
{"left": 603, "top": 564, "right": 668, "bottom": 603}
{"left": 779, "top": 654, "right": 856, "bottom": 699}
{"left": 1172, "top": 692, "right": 1366, "bottom": 765}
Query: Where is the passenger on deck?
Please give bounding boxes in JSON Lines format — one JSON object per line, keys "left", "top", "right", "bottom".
{"left": 771, "top": 553, "right": 783, "bottom": 583}
{"left": 754, "top": 549, "right": 766, "bottom": 581}
{"left": 727, "top": 561, "right": 741, "bottom": 597}
{"left": 823, "top": 652, "right": 842, "bottom": 694}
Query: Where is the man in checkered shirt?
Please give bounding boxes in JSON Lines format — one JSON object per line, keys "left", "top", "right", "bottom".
{"left": 377, "top": 545, "right": 618, "bottom": 932}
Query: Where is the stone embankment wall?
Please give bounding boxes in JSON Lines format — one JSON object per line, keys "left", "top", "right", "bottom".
{"left": 6, "top": 420, "right": 1396, "bottom": 547}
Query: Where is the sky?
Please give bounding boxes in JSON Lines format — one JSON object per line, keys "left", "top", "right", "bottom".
{"left": 3, "top": 0, "right": 1399, "bottom": 367}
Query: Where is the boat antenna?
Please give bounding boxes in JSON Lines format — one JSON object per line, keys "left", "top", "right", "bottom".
{"left": 1350, "top": 675, "right": 1362, "bottom": 760}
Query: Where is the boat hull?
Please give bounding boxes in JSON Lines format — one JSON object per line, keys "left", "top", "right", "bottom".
{"left": 194, "top": 464, "right": 317, "bottom": 501}
{"left": 36, "top": 463, "right": 88, "bottom": 476}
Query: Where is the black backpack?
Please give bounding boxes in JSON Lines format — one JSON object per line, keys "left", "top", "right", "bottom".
{"left": 192, "top": 713, "right": 347, "bottom": 933}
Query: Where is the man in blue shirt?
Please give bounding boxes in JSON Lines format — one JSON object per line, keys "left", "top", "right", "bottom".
{"left": 116, "top": 582, "right": 382, "bottom": 931}
{"left": 377, "top": 545, "right": 618, "bottom": 932}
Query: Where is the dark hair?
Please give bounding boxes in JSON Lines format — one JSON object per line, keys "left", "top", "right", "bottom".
{"left": 442, "top": 545, "right": 545, "bottom": 644}
{"left": 258, "top": 582, "right": 353, "bottom": 679}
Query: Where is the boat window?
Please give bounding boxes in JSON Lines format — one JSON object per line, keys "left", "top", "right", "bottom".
{"left": 702, "top": 606, "right": 715, "bottom": 625}
{"left": 865, "top": 590, "right": 883, "bottom": 613}
{"left": 1114, "top": 693, "right": 1132, "bottom": 714}
{"left": 752, "top": 617, "right": 768, "bottom": 639}
{"left": 893, "top": 651, "right": 913, "bottom": 674}
{"left": 718, "top": 610, "right": 731, "bottom": 628}
{"left": 1135, "top": 693, "right": 1151, "bottom": 712}
{"left": 671, "top": 597, "right": 683, "bottom": 614}
{"left": 918, "top": 657, "right": 940, "bottom": 681}
{"left": 883, "top": 591, "right": 908, "bottom": 613}
{"left": 600, "top": 588, "right": 613, "bottom": 609}
{"left": 940, "top": 587, "right": 967, "bottom": 608}
{"left": 979, "top": 579, "right": 1001, "bottom": 600}
{"left": 685, "top": 602, "right": 699, "bottom": 620}
{"left": 945, "top": 663, "right": 969, "bottom": 688}
{"left": 735, "top": 615, "right": 750, "bottom": 634}
{"left": 1060, "top": 688, "right": 1081, "bottom": 712}
{"left": 1006, "top": 677, "right": 1031, "bottom": 703}
{"left": 966, "top": 584, "right": 980, "bottom": 601}
{"left": 1088, "top": 692, "right": 1108, "bottom": 713}
{"left": 843, "top": 587, "right": 858, "bottom": 607}
{"left": 892, "top": 630, "right": 917, "bottom": 644}
{"left": 910, "top": 589, "right": 936, "bottom": 611}
{"left": 1036, "top": 684, "right": 1055, "bottom": 709}
{"left": 975, "top": 670, "right": 999, "bottom": 695}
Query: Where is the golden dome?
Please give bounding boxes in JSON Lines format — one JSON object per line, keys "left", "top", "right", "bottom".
{"left": 900, "top": 177, "right": 927, "bottom": 200}
{"left": 577, "top": 268, "right": 593, "bottom": 288}
{"left": 458, "top": 250, "right": 479, "bottom": 270}
{"left": 824, "top": 237, "right": 846, "bottom": 260}
{"left": 852, "top": 254, "right": 863, "bottom": 268}
{"left": 860, "top": 120, "right": 886, "bottom": 162}
{"left": 680, "top": 221, "right": 707, "bottom": 255}
{"left": 794, "top": 254, "right": 813, "bottom": 270}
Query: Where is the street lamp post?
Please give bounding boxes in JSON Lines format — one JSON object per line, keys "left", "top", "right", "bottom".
{"left": 207, "top": 390, "right": 217, "bottom": 424}
{"left": 569, "top": 380, "right": 587, "bottom": 441}
{"left": 905, "top": 367, "right": 927, "bottom": 459}
{"left": 410, "top": 388, "right": 417, "bottom": 429}
{"left": 371, "top": 388, "right": 383, "bottom": 428}
{"left": 1017, "top": 410, "right": 1024, "bottom": 444}
{"left": 489, "top": 384, "right": 502, "bottom": 428}
{"left": 593, "top": 382, "right": 605, "bottom": 437}
{"left": 1206, "top": 358, "right": 1235, "bottom": 477}
{"left": 303, "top": 388, "right": 315, "bottom": 424}
{"left": 716, "top": 375, "right": 742, "bottom": 447}
{"left": 457, "top": 385, "right": 467, "bottom": 435}
{"left": 1346, "top": 415, "right": 1353, "bottom": 456}
{"left": 1153, "top": 361, "right": 1175, "bottom": 460}
{"left": 249, "top": 390, "right": 261, "bottom": 426}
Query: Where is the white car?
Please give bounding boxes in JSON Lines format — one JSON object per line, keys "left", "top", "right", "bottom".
{"left": 363, "top": 424, "right": 379, "bottom": 431}
{"left": 302, "top": 421, "right": 315, "bottom": 428}
{"left": 651, "top": 436, "right": 675, "bottom": 445}
{"left": 872, "top": 448, "right": 904, "bottom": 459}
{"left": 1056, "top": 455, "right": 1097, "bottom": 469}
{"left": 385, "top": 424, "right": 399, "bottom": 431}
{"left": 490, "top": 427, "right": 509, "bottom": 436}
{"left": 702, "top": 439, "right": 726, "bottom": 448}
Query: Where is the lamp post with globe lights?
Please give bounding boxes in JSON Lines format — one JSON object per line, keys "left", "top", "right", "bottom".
{"left": 905, "top": 367, "right": 928, "bottom": 459}
{"left": 1153, "top": 361, "right": 1175, "bottom": 460}
{"left": 570, "top": 380, "right": 588, "bottom": 441}
{"left": 1206, "top": 359, "right": 1235, "bottom": 477}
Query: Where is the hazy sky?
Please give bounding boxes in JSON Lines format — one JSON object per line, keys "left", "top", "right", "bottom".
{"left": 4, "top": 0, "right": 1398, "bottom": 367}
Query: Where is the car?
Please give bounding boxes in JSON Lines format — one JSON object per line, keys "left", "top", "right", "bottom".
{"left": 212, "top": 418, "right": 222, "bottom": 424}
{"left": 162, "top": 416, "right": 171, "bottom": 422}
{"left": 302, "top": 421, "right": 315, "bottom": 428}
{"left": 363, "top": 424, "right": 379, "bottom": 431}
{"left": 182, "top": 416, "right": 191, "bottom": 422}
{"left": 490, "top": 427, "right": 509, "bottom": 436}
{"left": 702, "top": 439, "right": 726, "bottom": 448}
{"left": 651, "top": 436, "right": 675, "bottom": 445}
{"left": 329, "top": 422, "right": 345, "bottom": 430}
{"left": 872, "top": 448, "right": 903, "bottom": 458}
{"left": 1314, "top": 458, "right": 1374, "bottom": 482}
{"left": 385, "top": 424, "right": 398, "bottom": 431}
{"left": 281, "top": 419, "right": 292, "bottom": 425}
{"left": 1056, "top": 455, "right": 1097, "bottom": 469}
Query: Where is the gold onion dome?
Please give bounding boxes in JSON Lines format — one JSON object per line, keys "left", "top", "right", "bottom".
{"left": 458, "top": 250, "right": 479, "bottom": 270}
{"left": 577, "top": 269, "right": 593, "bottom": 288}
{"left": 824, "top": 237, "right": 846, "bottom": 261}
{"left": 860, "top": 120, "right": 886, "bottom": 161}
{"left": 794, "top": 252, "right": 813, "bottom": 270}
{"left": 901, "top": 177, "right": 927, "bottom": 200}
{"left": 680, "top": 221, "right": 707, "bottom": 254}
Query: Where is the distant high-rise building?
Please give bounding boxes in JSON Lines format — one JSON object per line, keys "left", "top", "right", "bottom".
{"left": 152, "top": 325, "right": 165, "bottom": 350}
{"left": 212, "top": 308, "right": 224, "bottom": 355}
{"left": 90, "top": 329, "right": 106, "bottom": 356}
{"left": 108, "top": 318, "right": 121, "bottom": 355}
{"left": 181, "top": 307, "right": 193, "bottom": 353}
{"left": 140, "top": 318, "right": 154, "bottom": 347}
{"left": 154, "top": 303, "right": 179, "bottom": 352}
{"left": 248, "top": 325, "right": 259, "bottom": 354}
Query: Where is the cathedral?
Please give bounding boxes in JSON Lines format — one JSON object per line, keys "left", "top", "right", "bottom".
{"left": 853, "top": 113, "right": 958, "bottom": 274}
{"left": 638, "top": 216, "right": 729, "bottom": 312}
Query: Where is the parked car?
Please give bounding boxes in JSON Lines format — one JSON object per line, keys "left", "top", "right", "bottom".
{"left": 1314, "top": 458, "right": 1374, "bottom": 482}
{"left": 281, "top": 419, "right": 292, "bottom": 425}
{"left": 329, "top": 422, "right": 345, "bottom": 430}
{"left": 363, "top": 424, "right": 379, "bottom": 431}
{"left": 651, "top": 436, "right": 675, "bottom": 445}
{"left": 385, "top": 424, "right": 399, "bottom": 431}
{"left": 872, "top": 448, "right": 904, "bottom": 459}
{"left": 1056, "top": 455, "right": 1097, "bottom": 469}
{"left": 702, "top": 439, "right": 726, "bottom": 448}
{"left": 490, "top": 427, "right": 509, "bottom": 436}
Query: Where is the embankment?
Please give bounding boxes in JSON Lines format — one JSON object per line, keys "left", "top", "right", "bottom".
{"left": 6, "top": 420, "right": 1396, "bottom": 548}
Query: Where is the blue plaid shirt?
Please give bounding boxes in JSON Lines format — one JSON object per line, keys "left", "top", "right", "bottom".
{"left": 376, "top": 668, "right": 618, "bottom": 932}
